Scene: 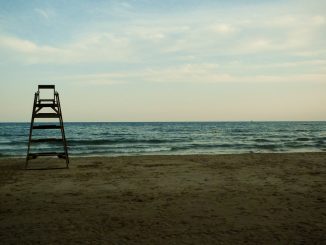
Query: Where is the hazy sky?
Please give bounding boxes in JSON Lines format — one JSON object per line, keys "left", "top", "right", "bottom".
{"left": 0, "top": 0, "right": 325, "bottom": 122}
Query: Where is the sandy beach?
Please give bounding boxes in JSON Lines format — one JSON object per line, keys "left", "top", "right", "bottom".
{"left": 0, "top": 153, "right": 325, "bottom": 244}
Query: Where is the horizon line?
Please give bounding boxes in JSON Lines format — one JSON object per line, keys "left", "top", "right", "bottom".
{"left": 1, "top": 120, "right": 326, "bottom": 123}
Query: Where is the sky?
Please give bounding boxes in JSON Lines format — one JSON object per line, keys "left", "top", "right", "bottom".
{"left": 0, "top": 0, "right": 325, "bottom": 122}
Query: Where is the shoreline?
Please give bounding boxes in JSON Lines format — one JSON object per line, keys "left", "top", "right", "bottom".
{"left": 1, "top": 150, "right": 325, "bottom": 159}
{"left": 1, "top": 152, "right": 325, "bottom": 244}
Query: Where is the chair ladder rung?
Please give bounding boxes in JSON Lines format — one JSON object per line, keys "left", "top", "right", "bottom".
{"left": 33, "top": 125, "right": 61, "bottom": 129}
{"left": 35, "top": 104, "right": 59, "bottom": 108}
{"left": 28, "top": 152, "right": 66, "bottom": 159}
{"left": 34, "top": 113, "right": 60, "bottom": 118}
{"left": 31, "top": 138, "right": 63, "bottom": 143}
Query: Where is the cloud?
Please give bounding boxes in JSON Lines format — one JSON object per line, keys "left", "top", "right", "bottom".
{"left": 1, "top": 8, "right": 325, "bottom": 61}
{"left": 209, "top": 23, "right": 235, "bottom": 34}
{"left": 55, "top": 63, "right": 326, "bottom": 86}
{"left": 0, "top": 36, "right": 58, "bottom": 53}
{"left": 312, "top": 15, "right": 325, "bottom": 25}
{"left": 56, "top": 73, "right": 130, "bottom": 85}
{"left": 0, "top": 35, "right": 72, "bottom": 64}
{"left": 34, "top": 8, "right": 51, "bottom": 19}
{"left": 0, "top": 2, "right": 325, "bottom": 86}
{"left": 0, "top": 32, "right": 134, "bottom": 64}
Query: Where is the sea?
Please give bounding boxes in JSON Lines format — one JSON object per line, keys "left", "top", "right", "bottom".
{"left": 0, "top": 122, "right": 325, "bottom": 157}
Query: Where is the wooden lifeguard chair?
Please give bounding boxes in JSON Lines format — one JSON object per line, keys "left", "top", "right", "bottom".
{"left": 26, "top": 85, "right": 69, "bottom": 169}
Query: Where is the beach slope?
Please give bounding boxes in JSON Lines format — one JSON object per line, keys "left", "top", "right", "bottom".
{"left": 0, "top": 153, "right": 325, "bottom": 244}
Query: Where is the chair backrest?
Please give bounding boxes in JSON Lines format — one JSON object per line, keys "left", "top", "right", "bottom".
{"left": 38, "top": 85, "right": 55, "bottom": 101}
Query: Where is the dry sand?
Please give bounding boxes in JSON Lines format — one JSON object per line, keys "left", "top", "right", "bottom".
{"left": 0, "top": 153, "right": 325, "bottom": 244}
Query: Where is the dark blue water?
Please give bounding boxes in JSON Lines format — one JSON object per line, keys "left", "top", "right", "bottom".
{"left": 0, "top": 122, "right": 325, "bottom": 157}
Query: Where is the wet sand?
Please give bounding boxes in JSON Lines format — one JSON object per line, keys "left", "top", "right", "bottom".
{"left": 0, "top": 153, "right": 325, "bottom": 244}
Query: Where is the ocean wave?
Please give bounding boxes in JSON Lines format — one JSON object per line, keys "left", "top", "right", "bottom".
{"left": 67, "top": 138, "right": 183, "bottom": 145}
{"left": 296, "top": 137, "right": 311, "bottom": 141}
{"left": 254, "top": 144, "right": 278, "bottom": 150}
{"left": 170, "top": 143, "right": 250, "bottom": 151}
{"left": 72, "top": 147, "right": 171, "bottom": 155}
{"left": 1, "top": 122, "right": 326, "bottom": 156}
{"left": 283, "top": 142, "right": 314, "bottom": 148}
{"left": 254, "top": 138, "right": 273, "bottom": 143}
{"left": 315, "top": 141, "right": 325, "bottom": 148}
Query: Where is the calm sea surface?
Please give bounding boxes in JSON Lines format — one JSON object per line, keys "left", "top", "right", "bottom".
{"left": 0, "top": 122, "right": 325, "bottom": 157}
